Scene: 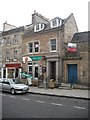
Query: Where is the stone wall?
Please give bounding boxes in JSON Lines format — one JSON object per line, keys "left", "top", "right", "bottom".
{"left": 64, "top": 13, "right": 78, "bottom": 43}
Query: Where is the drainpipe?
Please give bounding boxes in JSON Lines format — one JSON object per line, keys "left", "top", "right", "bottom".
{"left": 58, "top": 29, "right": 63, "bottom": 86}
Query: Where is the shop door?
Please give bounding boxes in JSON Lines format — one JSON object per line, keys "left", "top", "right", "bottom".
{"left": 8, "top": 69, "right": 14, "bottom": 78}
{"left": 68, "top": 64, "right": 77, "bottom": 83}
{"left": 28, "top": 65, "right": 33, "bottom": 76}
{"left": 34, "top": 65, "right": 38, "bottom": 79}
{"left": 3, "top": 68, "right": 6, "bottom": 78}
{"left": 15, "top": 68, "right": 19, "bottom": 78}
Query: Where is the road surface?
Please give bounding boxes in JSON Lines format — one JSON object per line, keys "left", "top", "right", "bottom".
{"left": 0, "top": 92, "right": 89, "bottom": 119}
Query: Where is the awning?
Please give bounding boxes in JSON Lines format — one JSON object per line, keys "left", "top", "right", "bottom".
{"left": 21, "top": 72, "right": 33, "bottom": 78}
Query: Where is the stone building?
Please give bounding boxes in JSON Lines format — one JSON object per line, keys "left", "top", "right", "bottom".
{"left": 1, "top": 23, "right": 24, "bottom": 78}
{"left": 63, "top": 31, "right": 89, "bottom": 85}
{"left": 22, "top": 11, "right": 78, "bottom": 86}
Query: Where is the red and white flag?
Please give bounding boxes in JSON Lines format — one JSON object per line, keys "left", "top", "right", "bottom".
{"left": 67, "top": 43, "right": 77, "bottom": 52}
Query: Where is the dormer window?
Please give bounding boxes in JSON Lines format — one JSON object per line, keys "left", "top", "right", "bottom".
{"left": 34, "top": 23, "right": 45, "bottom": 32}
{"left": 50, "top": 18, "right": 62, "bottom": 28}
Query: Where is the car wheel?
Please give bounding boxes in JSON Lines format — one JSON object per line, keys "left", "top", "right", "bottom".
{"left": 11, "top": 88, "right": 15, "bottom": 95}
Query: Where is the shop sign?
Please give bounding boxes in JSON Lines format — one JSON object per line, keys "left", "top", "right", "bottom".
{"left": 5, "top": 63, "right": 21, "bottom": 68}
{"left": 23, "top": 56, "right": 32, "bottom": 62}
{"left": 30, "top": 56, "right": 43, "bottom": 61}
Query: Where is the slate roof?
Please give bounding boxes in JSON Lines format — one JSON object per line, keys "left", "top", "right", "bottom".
{"left": 71, "top": 31, "right": 90, "bottom": 42}
{"left": 22, "top": 13, "right": 77, "bottom": 37}
{"left": 23, "top": 17, "right": 66, "bottom": 37}
{"left": 2, "top": 26, "right": 24, "bottom": 36}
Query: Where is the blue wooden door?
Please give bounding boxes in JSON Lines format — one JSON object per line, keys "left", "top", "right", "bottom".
{"left": 68, "top": 64, "right": 77, "bottom": 83}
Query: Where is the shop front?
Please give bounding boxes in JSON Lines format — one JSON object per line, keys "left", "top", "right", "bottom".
{"left": 2, "top": 63, "right": 22, "bottom": 78}
{"left": 22, "top": 56, "right": 46, "bottom": 81}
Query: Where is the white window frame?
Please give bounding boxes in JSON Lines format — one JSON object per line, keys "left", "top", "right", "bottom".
{"left": 49, "top": 38, "right": 57, "bottom": 52}
{"left": 28, "top": 63, "right": 38, "bottom": 79}
{"left": 34, "top": 41, "right": 40, "bottom": 53}
{"left": 28, "top": 40, "right": 40, "bottom": 54}
{"left": 50, "top": 18, "right": 61, "bottom": 28}
{"left": 34, "top": 23, "right": 45, "bottom": 32}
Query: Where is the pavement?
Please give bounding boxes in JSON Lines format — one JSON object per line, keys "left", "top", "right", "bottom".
{"left": 28, "top": 83, "right": 90, "bottom": 100}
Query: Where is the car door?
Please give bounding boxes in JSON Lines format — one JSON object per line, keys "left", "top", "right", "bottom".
{"left": 0, "top": 79, "right": 3, "bottom": 91}
{"left": 2, "top": 80, "right": 11, "bottom": 92}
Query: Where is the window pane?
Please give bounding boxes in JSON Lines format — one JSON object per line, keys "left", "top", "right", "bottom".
{"left": 6, "top": 37, "right": 11, "bottom": 45}
{"left": 13, "top": 49, "right": 17, "bottom": 59}
{"left": 13, "top": 35, "right": 18, "bottom": 44}
{"left": 50, "top": 39, "right": 56, "bottom": 51}
{"left": 6, "top": 50, "right": 10, "bottom": 60}
{"left": 52, "top": 19, "right": 57, "bottom": 27}
{"left": 52, "top": 45, "right": 56, "bottom": 50}
{"left": 34, "top": 42, "right": 39, "bottom": 52}
{"left": 29, "top": 66, "right": 32, "bottom": 76}
{"left": 36, "top": 24, "right": 39, "bottom": 31}
{"left": 51, "top": 39, "right": 56, "bottom": 44}
{"left": 58, "top": 19, "right": 61, "bottom": 25}
{"left": 29, "top": 43, "right": 33, "bottom": 53}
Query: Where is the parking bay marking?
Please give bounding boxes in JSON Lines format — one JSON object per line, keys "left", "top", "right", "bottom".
{"left": 73, "top": 106, "right": 86, "bottom": 110}
{"left": 9, "top": 95, "right": 16, "bottom": 98}
{"left": 36, "top": 100, "right": 45, "bottom": 103}
{"left": 22, "top": 98, "right": 30, "bottom": 101}
{"left": 52, "top": 103, "right": 63, "bottom": 106}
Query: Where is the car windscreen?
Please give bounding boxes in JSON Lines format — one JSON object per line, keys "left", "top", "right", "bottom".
{"left": 13, "top": 79, "right": 23, "bottom": 84}
{"left": 8, "top": 79, "right": 15, "bottom": 84}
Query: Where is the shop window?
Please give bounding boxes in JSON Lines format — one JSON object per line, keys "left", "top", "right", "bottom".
{"left": 28, "top": 64, "right": 33, "bottom": 76}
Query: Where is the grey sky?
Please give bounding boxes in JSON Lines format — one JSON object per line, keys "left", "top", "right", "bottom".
{"left": 0, "top": 0, "right": 89, "bottom": 32}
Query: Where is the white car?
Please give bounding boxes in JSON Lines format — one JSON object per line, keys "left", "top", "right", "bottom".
{"left": 0, "top": 78, "right": 29, "bottom": 94}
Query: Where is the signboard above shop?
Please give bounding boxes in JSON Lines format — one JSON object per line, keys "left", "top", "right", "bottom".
{"left": 5, "top": 63, "right": 21, "bottom": 68}
{"left": 23, "top": 56, "right": 32, "bottom": 62}
{"left": 30, "top": 56, "right": 45, "bottom": 61}
{"left": 23, "top": 56, "right": 46, "bottom": 62}
{"left": 67, "top": 43, "right": 77, "bottom": 52}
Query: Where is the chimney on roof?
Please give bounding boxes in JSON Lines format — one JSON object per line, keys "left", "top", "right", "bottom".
{"left": 34, "top": 10, "right": 36, "bottom": 14}
{"left": 32, "top": 11, "right": 50, "bottom": 24}
{"left": 3, "top": 22, "right": 16, "bottom": 31}
{"left": 5, "top": 21, "right": 7, "bottom": 23}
